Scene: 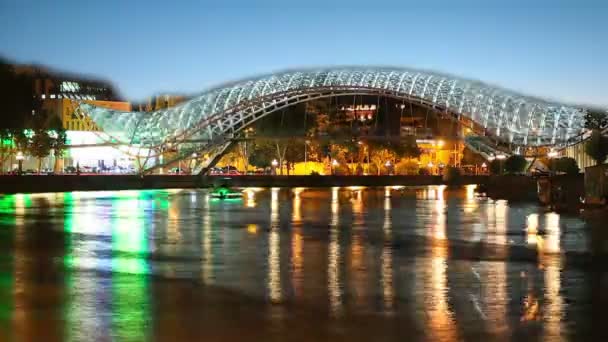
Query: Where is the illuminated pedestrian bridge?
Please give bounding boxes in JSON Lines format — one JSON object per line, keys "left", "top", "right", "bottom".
{"left": 77, "top": 67, "right": 586, "bottom": 171}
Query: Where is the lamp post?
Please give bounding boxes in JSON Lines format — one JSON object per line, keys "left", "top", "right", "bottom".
{"left": 304, "top": 140, "right": 309, "bottom": 175}
{"left": 271, "top": 159, "right": 278, "bottom": 175}
{"left": 16, "top": 151, "right": 24, "bottom": 176}
{"left": 331, "top": 159, "right": 338, "bottom": 175}
{"left": 496, "top": 154, "right": 506, "bottom": 175}
{"left": 547, "top": 149, "right": 558, "bottom": 175}
{"left": 191, "top": 153, "right": 198, "bottom": 173}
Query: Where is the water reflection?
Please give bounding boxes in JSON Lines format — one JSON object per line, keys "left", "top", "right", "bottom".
{"left": 268, "top": 188, "right": 281, "bottom": 303}
{"left": 381, "top": 187, "right": 394, "bottom": 313}
{"left": 328, "top": 186, "right": 342, "bottom": 315}
{"left": 0, "top": 186, "right": 598, "bottom": 340}
{"left": 202, "top": 198, "right": 213, "bottom": 284}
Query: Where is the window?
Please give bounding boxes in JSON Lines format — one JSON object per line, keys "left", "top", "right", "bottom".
{"left": 41, "top": 94, "right": 46, "bottom": 99}
{"left": 50, "top": 94, "right": 56, "bottom": 99}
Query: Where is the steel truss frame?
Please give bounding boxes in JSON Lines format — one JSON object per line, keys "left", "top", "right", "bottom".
{"left": 77, "top": 67, "right": 587, "bottom": 173}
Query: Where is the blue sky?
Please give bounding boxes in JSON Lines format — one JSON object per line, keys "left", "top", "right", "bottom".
{"left": 1, "top": 0, "right": 606, "bottom": 107}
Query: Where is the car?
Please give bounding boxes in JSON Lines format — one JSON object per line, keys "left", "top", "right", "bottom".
{"left": 209, "top": 167, "right": 224, "bottom": 175}
{"left": 169, "top": 167, "right": 187, "bottom": 174}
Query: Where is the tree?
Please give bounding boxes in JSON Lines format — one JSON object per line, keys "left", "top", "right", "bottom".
{"left": 283, "top": 139, "right": 305, "bottom": 175}
{"left": 369, "top": 141, "right": 397, "bottom": 175}
{"left": 584, "top": 109, "right": 608, "bottom": 130}
{"left": 0, "top": 129, "right": 16, "bottom": 173}
{"left": 48, "top": 116, "right": 67, "bottom": 172}
{"left": 235, "top": 141, "right": 252, "bottom": 173}
{"left": 29, "top": 128, "right": 52, "bottom": 172}
{"left": 395, "top": 159, "right": 419, "bottom": 175}
{"left": 504, "top": 155, "right": 527, "bottom": 174}
{"left": 248, "top": 139, "right": 274, "bottom": 169}
{"left": 367, "top": 139, "right": 409, "bottom": 175}
{"left": 489, "top": 159, "right": 502, "bottom": 175}
{"left": 585, "top": 129, "right": 608, "bottom": 165}
{"left": 254, "top": 107, "right": 305, "bottom": 175}
{"left": 552, "top": 157, "right": 579, "bottom": 175}
{"left": 401, "top": 135, "right": 422, "bottom": 160}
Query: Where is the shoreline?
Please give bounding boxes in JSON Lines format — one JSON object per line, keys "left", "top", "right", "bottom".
{"left": 0, "top": 174, "right": 488, "bottom": 194}
{"left": 0, "top": 174, "right": 544, "bottom": 201}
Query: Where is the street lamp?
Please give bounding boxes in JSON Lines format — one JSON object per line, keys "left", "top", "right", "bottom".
{"left": 385, "top": 160, "right": 392, "bottom": 175}
{"left": 496, "top": 154, "right": 506, "bottom": 175}
{"left": 16, "top": 151, "right": 24, "bottom": 175}
{"left": 331, "top": 159, "right": 338, "bottom": 175}
{"left": 271, "top": 159, "right": 278, "bottom": 175}
{"left": 547, "top": 150, "right": 558, "bottom": 158}
{"left": 548, "top": 149, "right": 558, "bottom": 174}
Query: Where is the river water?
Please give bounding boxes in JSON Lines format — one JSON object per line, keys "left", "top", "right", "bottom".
{"left": 0, "top": 186, "right": 606, "bottom": 341}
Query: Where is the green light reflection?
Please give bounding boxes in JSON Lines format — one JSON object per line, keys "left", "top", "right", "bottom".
{"left": 111, "top": 193, "right": 151, "bottom": 341}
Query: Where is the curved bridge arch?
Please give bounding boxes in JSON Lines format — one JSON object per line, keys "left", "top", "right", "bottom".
{"left": 77, "top": 67, "right": 587, "bottom": 171}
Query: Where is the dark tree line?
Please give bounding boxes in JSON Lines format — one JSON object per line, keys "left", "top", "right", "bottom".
{"left": 0, "top": 58, "right": 67, "bottom": 172}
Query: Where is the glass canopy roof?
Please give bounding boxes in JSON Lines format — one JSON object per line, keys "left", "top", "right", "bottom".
{"left": 80, "top": 67, "right": 586, "bottom": 149}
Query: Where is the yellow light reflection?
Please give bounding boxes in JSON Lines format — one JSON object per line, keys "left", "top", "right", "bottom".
{"left": 202, "top": 201, "right": 213, "bottom": 284}
{"left": 487, "top": 200, "right": 508, "bottom": 256}
{"left": 328, "top": 186, "right": 342, "bottom": 315}
{"left": 542, "top": 213, "right": 561, "bottom": 254}
{"left": 433, "top": 186, "right": 447, "bottom": 240}
{"left": 526, "top": 214, "right": 539, "bottom": 246}
{"left": 268, "top": 229, "right": 281, "bottom": 303}
{"left": 464, "top": 184, "right": 478, "bottom": 214}
{"left": 543, "top": 260, "right": 563, "bottom": 341}
{"left": 425, "top": 239, "right": 458, "bottom": 340}
{"left": 271, "top": 188, "right": 279, "bottom": 228}
{"left": 292, "top": 187, "right": 304, "bottom": 223}
{"left": 381, "top": 190, "right": 394, "bottom": 312}
{"left": 167, "top": 196, "right": 182, "bottom": 250}
{"left": 291, "top": 229, "right": 303, "bottom": 297}
{"left": 13, "top": 194, "right": 26, "bottom": 336}
{"left": 330, "top": 187, "right": 339, "bottom": 227}
{"left": 247, "top": 223, "right": 258, "bottom": 235}
{"left": 268, "top": 188, "right": 281, "bottom": 303}
{"left": 483, "top": 261, "right": 509, "bottom": 333}
{"left": 243, "top": 189, "right": 257, "bottom": 208}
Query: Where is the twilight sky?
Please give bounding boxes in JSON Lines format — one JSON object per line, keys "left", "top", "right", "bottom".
{"left": 1, "top": 0, "right": 606, "bottom": 107}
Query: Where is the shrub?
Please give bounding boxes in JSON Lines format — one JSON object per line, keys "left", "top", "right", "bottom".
{"left": 310, "top": 170, "right": 320, "bottom": 176}
{"left": 552, "top": 157, "right": 579, "bottom": 175}
{"left": 504, "top": 155, "right": 527, "bottom": 174}
{"left": 489, "top": 159, "right": 503, "bottom": 175}
{"left": 585, "top": 129, "right": 608, "bottom": 165}
{"left": 442, "top": 166, "right": 461, "bottom": 184}
{"left": 395, "top": 159, "right": 419, "bottom": 175}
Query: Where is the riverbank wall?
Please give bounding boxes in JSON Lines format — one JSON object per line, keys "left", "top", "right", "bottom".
{"left": 484, "top": 175, "right": 539, "bottom": 201}
{"left": 537, "top": 174, "right": 585, "bottom": 210}
{"left": 0, "top": 175, "right": 489, "bottom": 194}
{"left": 0, "top": 174, "right": 545, "bottom": 202}
{"left": 585, "top": 164, "right": 608, "bottom": 206}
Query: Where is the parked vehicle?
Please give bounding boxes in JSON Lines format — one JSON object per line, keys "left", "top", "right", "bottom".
{"left": 209, "top": 167, "right": 224, "bottom": 175}
{"left": 169, "top": 167, "right": 187, "bottom": 174}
